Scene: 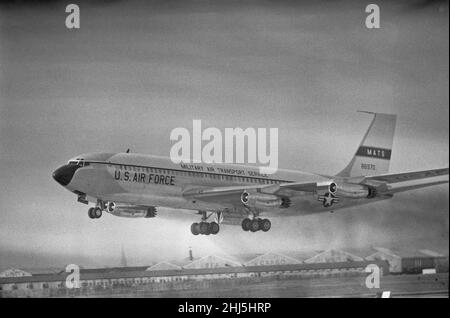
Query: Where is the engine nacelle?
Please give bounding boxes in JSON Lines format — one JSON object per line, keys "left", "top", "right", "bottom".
{"left": 334, "top": 183, "right": 377, "bottom": 199}
{"left": 106, "top": 202, "right": 157, "bottom": 218}
{"left": 240, "top": 191, "right": 291, "bottom": 209}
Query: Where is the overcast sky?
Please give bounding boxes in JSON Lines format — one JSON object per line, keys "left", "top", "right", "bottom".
{"left": 0, "top": 0, "right": 448, "bottom": 270}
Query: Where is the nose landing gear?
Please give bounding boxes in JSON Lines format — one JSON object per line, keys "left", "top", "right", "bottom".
{"left": 88, "top": 207, "right": 102, "bottom": 219}
{"left": 88, "top": 200, "right": 105, "bottom": 219}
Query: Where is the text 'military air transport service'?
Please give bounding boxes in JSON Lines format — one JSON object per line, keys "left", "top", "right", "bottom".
{"left": 53, "top": 112, "right": 449, "bottom": 236}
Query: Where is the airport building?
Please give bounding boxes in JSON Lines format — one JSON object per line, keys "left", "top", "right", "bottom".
{"left": 0, "top": 247, "right": 446, "bottom": 297}
{"left": 366, "top": 247, "right": 448, "bottom": 273}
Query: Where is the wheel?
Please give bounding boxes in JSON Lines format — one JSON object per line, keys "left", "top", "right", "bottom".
{"left": 250, "top": 219, "right": 260, "bottom": 232}
{"left": 107, "top": 202, "right": 115, "bottom": 213}
{"left": 241, "top": 218, "right": 251, "bottom": 231}
{"left": 260, "top": 219, "right": 271, "bottom": 232}
{"left": 88, "top": 207, "right": 95, "bottom": 219}
{"left": 191, "top": 223, "right": 200, "bottom": 235}
{"left": 199, "top": 222, "right": 210, "bottom": 235}
{"left": 94, "top": 207, "right": 102, "bottom": 218}
{"left": 210, "top": 222, "right": 220, "bottom": 235}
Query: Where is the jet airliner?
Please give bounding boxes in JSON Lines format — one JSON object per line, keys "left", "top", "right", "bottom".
{"left": 53, "top": 112, "right": 449, "bottom": 235}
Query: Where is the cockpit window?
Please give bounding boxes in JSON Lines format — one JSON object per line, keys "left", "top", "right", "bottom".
{"left": 68, "top": 160, "right": 89, "bottom": 167}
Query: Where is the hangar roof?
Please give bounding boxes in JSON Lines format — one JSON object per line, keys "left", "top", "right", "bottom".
{"left": 372, "top": 247, "right": 446, "bottom": 259}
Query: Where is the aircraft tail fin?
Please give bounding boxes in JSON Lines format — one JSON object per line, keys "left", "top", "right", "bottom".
{"left": 336, "top": 111, "right": 397, "bottom": 178}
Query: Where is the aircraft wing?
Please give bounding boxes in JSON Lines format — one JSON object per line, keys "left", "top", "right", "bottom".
{"left": 183, "top": 167, "right": 448, "bottom": 205}
{"left": 357, "top": 167, "right": 449, "bottom": 194}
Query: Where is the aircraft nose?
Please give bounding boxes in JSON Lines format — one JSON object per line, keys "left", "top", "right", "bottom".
{"left": 52, "top": 164, "right": 78, "bottom": 186}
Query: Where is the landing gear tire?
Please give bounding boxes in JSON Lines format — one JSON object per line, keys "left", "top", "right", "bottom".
{"left": 260, "top": 219, "right": 271, "bottom": 232}
{"left": 210, "top": 222, "right": 220, "bottom": 235}
{"left": 191, "top": 221, "right": 220, "bottom": 235}
{"left": 191, "top": 223, "right": 200, "bottom": 235}
{"left": 88, "top": 207, "right": 95, "bottom": 219}
{"left": 242, "top": 218, "right": 271, "bottom": 232}
{"left": 94, "top": 207, "right": 102, "bottom": 219}
{"left": 199, "top": 222, "right": 210, "bottom": 235}
{"left": 250, "top": 219, "right": 260, "bottom": 232}
{"left": 241, "top": 218, "right": 251, "bottom": 231}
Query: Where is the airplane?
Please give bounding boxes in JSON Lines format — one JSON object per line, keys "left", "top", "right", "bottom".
{"left": 53, "top": 112, "right": 449, "bottom": 236}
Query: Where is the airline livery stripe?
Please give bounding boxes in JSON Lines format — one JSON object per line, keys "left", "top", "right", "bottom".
{"left": 356, "top": 146, "right": 391, "bottom": 160}
{"left": 86, "top": 161, "right": 293, "bottom": 184}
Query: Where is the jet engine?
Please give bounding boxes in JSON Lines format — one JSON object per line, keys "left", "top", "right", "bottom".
{"left": 333, "top": 183, "right": 377, "bottom": 199}
{"left": 240, "top": 191, "right": 291, "bottom": 209}
{"left": 106, "top": 202, "right": 157, "bottom": 218}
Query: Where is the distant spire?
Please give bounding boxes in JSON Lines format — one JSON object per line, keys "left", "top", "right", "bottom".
{"left": 120, "top": 244, "right": 128, "bottom": 267}
{"left": 188, "top": 246, "right": 193, "bottom": 261}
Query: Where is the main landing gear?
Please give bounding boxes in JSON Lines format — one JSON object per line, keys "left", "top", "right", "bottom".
{"left": 190, "top": 211, "right": 221, "bottom": 236}
{"left": 241, "top": 218, "right": 271, "bottom": 232}
{"left": 190, "top": 222, "right": 220, "bottom": 236}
